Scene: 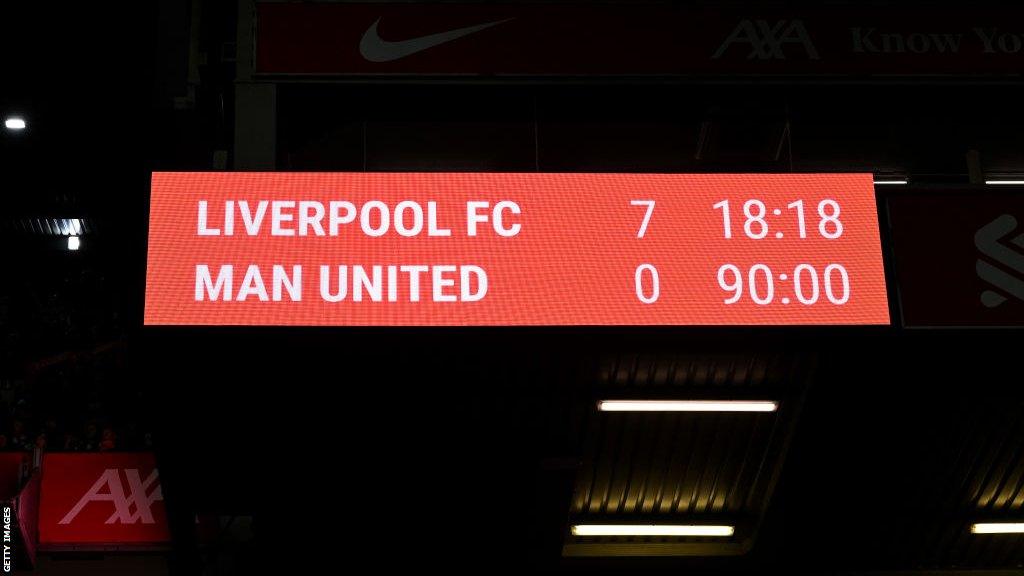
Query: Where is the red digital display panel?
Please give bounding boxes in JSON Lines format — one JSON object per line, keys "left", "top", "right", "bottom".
{"left": 144, "top": 172, "right": 889, "bottom": 326}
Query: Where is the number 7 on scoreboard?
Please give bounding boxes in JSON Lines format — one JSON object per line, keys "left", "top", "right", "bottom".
{"left": 630, "top": 200, "right": 655, "bottom": 238}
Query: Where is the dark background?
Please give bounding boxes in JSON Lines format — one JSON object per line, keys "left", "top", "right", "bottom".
{"left": 3, "top": 2, "right": 1024, "bottom": 574}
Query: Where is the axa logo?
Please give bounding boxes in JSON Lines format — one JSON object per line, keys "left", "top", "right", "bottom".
{"left": 712, "top": 19, "right": 820, "bottom": 60}
{"left": 60, "top": 469, "right": 163, "bottom": 525}
{"left": 975, "top": 214, "right": 1024, "bottom": 308}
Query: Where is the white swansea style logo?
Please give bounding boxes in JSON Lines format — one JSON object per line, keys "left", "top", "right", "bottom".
{"left": 359, "top": 17, "right": 513, "bottom": 62}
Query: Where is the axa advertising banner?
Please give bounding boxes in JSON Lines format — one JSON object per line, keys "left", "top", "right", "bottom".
{"left": 255, "top": 3, "right": 1024, "bottom": 77}
{"left": 888, "top": 191, "right": 1024, "bottom": 327}
{"left": 38, "top": 453, "right": 169, "bottom": 549}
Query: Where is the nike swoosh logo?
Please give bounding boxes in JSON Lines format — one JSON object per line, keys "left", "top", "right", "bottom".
{"left": 359, "top": 17, "right": 512, "bottom": 63}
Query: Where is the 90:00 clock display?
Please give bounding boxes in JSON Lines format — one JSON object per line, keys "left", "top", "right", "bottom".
{"left": 717, "top": 263, "right": 850, "bottom": 306}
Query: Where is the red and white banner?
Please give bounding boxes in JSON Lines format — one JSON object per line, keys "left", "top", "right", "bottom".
{"left": 255, "top": 3, "right": 1024, "bottom": 77}
{"left": 38, "top": 453, "right": 169, "bottom": 549}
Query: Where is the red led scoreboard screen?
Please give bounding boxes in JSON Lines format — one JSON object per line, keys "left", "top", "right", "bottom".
{"left": 144, "top": 172, "right": 889, "bottom": 326}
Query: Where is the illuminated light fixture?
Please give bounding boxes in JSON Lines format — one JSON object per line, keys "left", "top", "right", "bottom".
{"left": 873, "top": 179, "right": 908, "bottom": 185}
{"left": 571, "top": 524, "right": 735, "bottom": 537}
{"left": 971, "top": 523, "right": 1024, "bottom": 534}
{"left": 985, "top": 180, "right": 1024, "bottom": 185}
{"left": 67, "top": 236, "right": 80, "bottom": 251}
{"left": 4, "top": 117, "right": 26, "bottom": 130}
{"left": 598, "top": 400, "right": 778, "bottom": 413}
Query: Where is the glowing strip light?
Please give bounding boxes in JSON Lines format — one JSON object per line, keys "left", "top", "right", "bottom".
{"left": 971, "top": 523, "right": 1024, "bottom": 534}
{"left": 598, "top": 400, "right": 778, "bottom": 413}
{"left": 4, "top": 118, "right": 26, "bottom": 130}
{"left": 571, "top": 524, "right": 735, "bottom": 537}
{"left": 873, "top": 179, "right": 908, "bottom": 185}
{"left": 985, "top": 180, "right": 1024, "bottom": 185}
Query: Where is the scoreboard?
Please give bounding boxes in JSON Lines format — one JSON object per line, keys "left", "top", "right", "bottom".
{"left": 144, "top": 172, "right": 889, "bottom": 326}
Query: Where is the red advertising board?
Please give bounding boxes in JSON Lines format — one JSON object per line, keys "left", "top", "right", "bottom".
{"left": 888, "top": 191, "right": 1024, "bottom": 327}
{"left": 145, "top": 172, "right": 889, "bottom": 326}
{"left": 255, "top": 3, "right": 1024, "bottom": 77}
{"left": 38, "top": 453, "right": 169, "bottom": 549}
{"left": 17, "top": 473, "right": 40, "bottom": 566}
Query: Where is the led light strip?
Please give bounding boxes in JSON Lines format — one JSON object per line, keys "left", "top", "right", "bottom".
{"left": 971, "top": 523, "right": 1024, "bottom": 534}
{"left": 598, "top": 400, "right": 778, "bottom": 413}
{"left": 572, "top": 524, "right": 735, "bottom": 537}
